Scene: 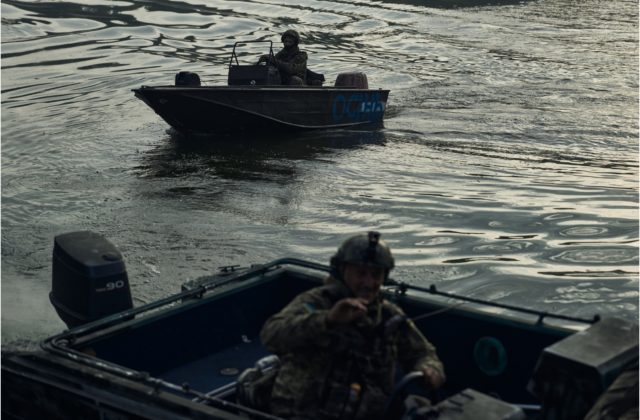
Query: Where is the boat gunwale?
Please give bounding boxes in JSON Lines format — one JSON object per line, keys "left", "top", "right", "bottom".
{"left": 41, "top": 259, "right": 597, "bottom": 379}
{"left": 46, "top": 258, "right": 595, "bottom": 345}
{"left": 2, "top": 348, "right": 268, "bottom": 420}
{"left": 389, "top": 289, "right": 584, "bottom": 336}
{"left": 133, "top": 85, "right": 390, "bottom": 93}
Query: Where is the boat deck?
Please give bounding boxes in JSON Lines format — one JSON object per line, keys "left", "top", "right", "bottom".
{"left": 159, "top": 339, "right": 266, "bottom": 394}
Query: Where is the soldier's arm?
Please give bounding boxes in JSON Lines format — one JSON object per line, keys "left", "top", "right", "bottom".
{"left": 273, "top": 52, "right": 308, "bottom": 77}
{"left": 260, "top": 292, "right": 333, "bottom": 354}
{"left": 397, "top": 318, "right": 446, "bottom": 387}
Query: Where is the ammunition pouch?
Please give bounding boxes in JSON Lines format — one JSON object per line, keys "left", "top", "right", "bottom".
{"left": 320, "top": 381, "right": 358, "bottom": 419}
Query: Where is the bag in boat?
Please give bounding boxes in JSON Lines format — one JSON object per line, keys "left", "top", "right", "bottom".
{"left": 175, "top": 71, "right": 201, "bottom": 86}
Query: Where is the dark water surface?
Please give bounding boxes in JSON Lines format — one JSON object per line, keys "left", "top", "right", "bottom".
{"left": 2, "top": 0, "right": 638, "bottom": 343}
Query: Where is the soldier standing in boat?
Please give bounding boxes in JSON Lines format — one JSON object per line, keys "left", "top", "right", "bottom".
{"left": 258, "top": 29, "right": 307, "bottom": 86}
{"left": 260, "top": 231, "right": 445, "bottom": 419}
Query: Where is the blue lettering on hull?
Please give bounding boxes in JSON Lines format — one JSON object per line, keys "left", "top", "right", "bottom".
{"left": 331, "top": 92, "right": 386, "bottom": 124}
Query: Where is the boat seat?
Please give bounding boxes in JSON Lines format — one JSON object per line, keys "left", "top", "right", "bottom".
{"left": 306, "top": 69, "right": 325, "bottom": 86}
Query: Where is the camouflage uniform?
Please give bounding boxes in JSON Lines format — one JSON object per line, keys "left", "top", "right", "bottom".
{"left": 272, "top": 29, "right": 307, "bottom": 85}
{"left": 583, "top": 360, "right": 639, "bottom": 420}
{"left": 260, "top": 277, "right": 445, "bottom": 420}
{"left": 272, "top": 47, "right": 307, "bottom": 85}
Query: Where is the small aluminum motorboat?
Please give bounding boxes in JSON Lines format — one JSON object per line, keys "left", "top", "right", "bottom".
{"left": 133, "top": 41, "right": 390, "bottom": 137}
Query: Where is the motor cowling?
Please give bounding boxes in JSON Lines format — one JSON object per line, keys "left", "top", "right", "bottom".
{"left": 175, "top": 71, "right": 201, "bottom": 86}
{"left": 50, "top": 231, "right": 132, "bottom": 329}
{"left": 334, "top": 72, "right": 369, "bottom": 89}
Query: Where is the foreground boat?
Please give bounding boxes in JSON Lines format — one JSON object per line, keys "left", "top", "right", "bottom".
{"left": 2, "top": 231, "right": 638, "bottom": 419}
{"left": 134, "top": 41, "right": 389, "bottom": 137}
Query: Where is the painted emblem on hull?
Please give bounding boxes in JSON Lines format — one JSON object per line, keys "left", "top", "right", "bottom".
{"left": 332, "top": 92, "right": 386, "bottom": 124}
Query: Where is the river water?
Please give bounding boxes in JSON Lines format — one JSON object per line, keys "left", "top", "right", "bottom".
{"left": 2, "top": 0, "right": 638, "bottom": 344}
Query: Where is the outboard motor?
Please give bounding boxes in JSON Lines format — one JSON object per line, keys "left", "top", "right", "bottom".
{"left": 50, "top": 231, "right": 132, "bottom": 329}
{"left": 528, "top": 317, "right": 639, "bottom": 420}
{"left": 175, "top": 71, "right": 201, "bottom": 86}
{"left": 335, "top": 72, "right": 369, "bottom": 89}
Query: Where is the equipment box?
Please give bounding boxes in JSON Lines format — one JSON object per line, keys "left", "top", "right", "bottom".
{"left": 228, "top": 65, "right": 281, "bottom": 86}
{"left": 430, "top": 388, "right": 525, "bottom": 419}
{"left": 528, "top": 317, "right": 639, "bottom": 419}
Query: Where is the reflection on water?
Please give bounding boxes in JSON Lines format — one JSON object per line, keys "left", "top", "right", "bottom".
{"left": 1, "top": 0, "right": 638, "bottom": 342}
{"left": 377, "top": 0, "right": 533, "bottom": 8}
{"left": 136, "top": 129, "right": 386, "bottom": 181}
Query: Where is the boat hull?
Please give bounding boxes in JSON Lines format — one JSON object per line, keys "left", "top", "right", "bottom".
{"left": 133, "top": 86, "right": 390, "bottom": 136}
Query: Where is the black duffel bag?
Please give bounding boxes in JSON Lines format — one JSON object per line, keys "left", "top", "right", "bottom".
{"left": 175, "top": 71, "right": 201, "bottom": 86}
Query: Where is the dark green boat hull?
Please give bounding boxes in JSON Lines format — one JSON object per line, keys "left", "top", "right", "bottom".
{"left": 134, "top": 86, "right": 390, "bottom": 136}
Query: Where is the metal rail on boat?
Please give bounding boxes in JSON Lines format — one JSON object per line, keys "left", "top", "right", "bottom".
{"left": 43, "top": 257, "right": 598, "bottom": 357}
{"left": 385, "top": 280, "right": 600, "bottom": 326}
{"left": 229, "top": 40, "right": 275, "bottom": 67}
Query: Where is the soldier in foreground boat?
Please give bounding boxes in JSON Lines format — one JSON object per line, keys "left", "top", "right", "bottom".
{"left": 583, "top": 359, "right": 639, "bottom": 420}
{"left": 258, "top": 29, "right": 308, "bottom": 85}
{"left": 260, "top": 231, "right": 445, "bottom": 419}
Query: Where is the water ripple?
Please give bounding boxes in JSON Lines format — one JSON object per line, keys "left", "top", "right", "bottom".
{"left": 2, "top": 0, "right": 638, "bottom": 342}
{"left": 558, "top": 226, "right": 609, "bottom": 237}
{"left": 549, "top": 248, "right": 639, "bottom": 265}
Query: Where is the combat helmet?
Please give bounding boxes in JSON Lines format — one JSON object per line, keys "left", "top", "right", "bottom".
{"left": 281, "top": 29, "right": 300, "bottom": 45}
{"left": 330, "top": 231, "right": 395, "bottom": 279}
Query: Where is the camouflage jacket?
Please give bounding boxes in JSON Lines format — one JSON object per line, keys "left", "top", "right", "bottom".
{"left": 273, "top": 46, "right": 307, "bottom": 83}
{"left": 260, "top": 277, "right": 445, "bottom": 420}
